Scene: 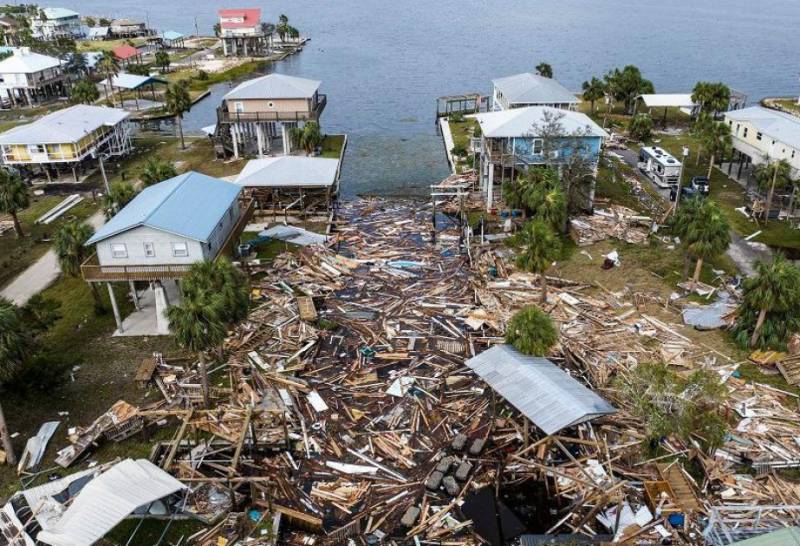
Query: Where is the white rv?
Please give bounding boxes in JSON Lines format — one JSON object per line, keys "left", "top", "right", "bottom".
{"left": 638, "top": 146, "right": 683, "bottom": 188}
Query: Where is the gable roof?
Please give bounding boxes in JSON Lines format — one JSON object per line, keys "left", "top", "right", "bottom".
{"left": 0, "top": 104, "right": 128, "bottom": 145}
{"left": 466, "top": 345, "right": 616, "bottom": 435}
{"left": 726, "top": 106, "right": 800, "bottom": 150}
{"left": 0, "top": 48, "right": 61, "bottom": 74}
{"left": 471, "top": 106, "right": 608, "bottom": 138}
{"left": 218, "top": 8, "right": 261, "bottom": 29}
{"left": 492, "top": 73, "right": 579, "bottom": 106}
{"left": 112, "top": 44, "right": 139, "bottom": 60}
{"left": 235, "top": 156, "right": 340, "bottom": 188}
{"left": 86, "top": 172, "right": 242, "bottom": 245}
{"left": 224, "top": 73, "right": 321, "bottom": 100}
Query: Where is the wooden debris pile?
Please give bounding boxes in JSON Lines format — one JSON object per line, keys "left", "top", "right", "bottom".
{"left": 569, "top": 205, "right": 651, "bottom": 246}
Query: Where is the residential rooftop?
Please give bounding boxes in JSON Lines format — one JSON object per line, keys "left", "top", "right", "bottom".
{"left": 218, "top": 8, "right": 261, "bottom": 29}
{"left": 0, "top": 105, "right": 128, "bottom": 145}
{"left": 0, "top": 48, "right": 61, "bottom": 74}
{"left": 726, "top": 105, "right": 800, "bottom": 150}
{"left": 234, "top": 156, "right": 340, "bottom": 188}
{"left": 492, "top": 72, "right": 579, "bottom": 106}
{"left": 470, "top": 106, "right": 608, "bottom": 138}
{"left": 224, "top": 73, "right": 321, "bottom": 101}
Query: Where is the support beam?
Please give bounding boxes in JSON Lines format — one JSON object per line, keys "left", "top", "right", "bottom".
{"left": 107, "top": 283, "right": 123, "bottom": 333}
{"left": 129, "top": 280, "right": 140, "bottom": 311}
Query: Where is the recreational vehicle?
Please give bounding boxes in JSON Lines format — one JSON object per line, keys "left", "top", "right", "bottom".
{"left": 638, "top": 146, "right": 683, "bottom": 188}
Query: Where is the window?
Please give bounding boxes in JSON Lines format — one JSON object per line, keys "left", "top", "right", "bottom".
{"left": 143, "top": 242, "right": 155, "bottom": 257}
{"left": 743, "top": 128, "right": 748, "bottom": 138}
{"left": 171, "top": 242, "right": 189, "bottom": 257}
{"left": 793, "top": 150, "right": 796, "bottom": 159}
{"left": 110, "top": 243, "right": 127, "bottom": 258}
{"left": 27, "top": 144, "right": 45, "bottom": 154}
{"left": 267, "top": 101, "right": 275, "bottom": 108}
{"left": 532, "top": 139, "right": 543, "bottom": 155}
{"left": 756, "top": 132, "right": 762, "bottom": 141}
{"left": 233, "top": 101, "right": 244, "bottom": 113}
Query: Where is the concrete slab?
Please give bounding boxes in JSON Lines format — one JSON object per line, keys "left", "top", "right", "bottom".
{"left": 113, "top": 281, "right": 181, "bottom": 337}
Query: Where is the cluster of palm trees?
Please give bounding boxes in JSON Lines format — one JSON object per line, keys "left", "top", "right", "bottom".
{"left": 671, "top": 196, "right": 731, "bottom": 285}
{"left": 289, "top": 122, "right": 324, "bottom": 154}
{"left": 0, "top": 169, "right": 30, "bottom": 239}
{"left": 276, "top": 14, "right": 300, "bottom": 43}
{"left": 581, "top": 65, "right": 654, "bottom": 116}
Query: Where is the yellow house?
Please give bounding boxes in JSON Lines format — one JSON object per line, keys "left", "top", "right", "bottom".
{"left": 725, "top": 106, "right": 800, "bottom": 182}
{"left": 0, "top": 104, "right": 132, "bottom": 181}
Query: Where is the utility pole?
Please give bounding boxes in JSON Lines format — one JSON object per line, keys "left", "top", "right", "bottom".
{"left": 98, "top": 152, "right": 109, "bottom": 194}
{"left": 673, "top": 146, "right": 690, "bottom": 212}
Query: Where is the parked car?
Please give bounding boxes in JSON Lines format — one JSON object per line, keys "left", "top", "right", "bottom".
{"left": 670, "top": 185, "right": 697, "bottom": 202}
{"left": 690, "top": 176, "right": 710, "bottom": 196}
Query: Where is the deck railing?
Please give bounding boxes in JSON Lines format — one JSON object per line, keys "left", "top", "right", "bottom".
{"left": 217, "top": 94, "right": 327, "bottom": 124}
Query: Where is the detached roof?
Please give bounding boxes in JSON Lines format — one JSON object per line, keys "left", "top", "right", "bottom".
{"left": 36, "top": 459, "right": 186, "bottom": 546}
{"left": 219, "top": 8, "right": 261, "bottom": 29}
{"left": 466, "top": 345, "right": 616, "bottom": 435}
{"left": 638, "top": 93, "right": 696, "bottom": 108}
{"left": 726, "top": 106, "right": 800, "bottom": 150}
{"left": 112, "top": 44, "right": 139, "bottom": 60}
{"left": 224, "top": 73, "right": 321, "bottom": 100}
{"left": 235, "top": 156, "right": 339, "bottom": 188}
{"left": 0, "top": 48, "right": 61, "bottom": 73}
{"left": 99, "top": 72, "right": 167, "bottom": 90}
{"left": 471, "top": 106, "right": 607, "bottom": 138}
{"left": 86, "top": 171, "right": 242, "bottom": 245}
{"left": 40, "top": 7, "right": 79, "bottom": 20}
{"left": 0, "top": 105, "right": 128, "bottom": 145}
{"left": 492, "top": 73, "right": 579, "bottom": 106}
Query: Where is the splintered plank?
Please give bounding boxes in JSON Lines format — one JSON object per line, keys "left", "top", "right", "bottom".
{"left": 657, "top": 463, "right": 702, "bottom": 512}
{"left": 297, "top": 296, "right": 318, "bottom": 321}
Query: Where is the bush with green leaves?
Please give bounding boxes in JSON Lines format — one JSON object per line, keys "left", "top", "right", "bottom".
{"left": 505, "top": 306, "right": 558, "bottom": 356}
{"left": 614, "top": 361, "right": 728, "bottom": 451}
{"left": 451, "top": 143, "right": 467, "bottom": 157}
{"left": 628, "top": 113, "right": 653, "bottom": 142}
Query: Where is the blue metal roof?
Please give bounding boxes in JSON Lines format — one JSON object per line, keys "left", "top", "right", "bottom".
{"left": 162, "top": 30, "right": 184, "bottom": 41}
{"left": 87, "top": 172, "right": 241, "bottom": 245}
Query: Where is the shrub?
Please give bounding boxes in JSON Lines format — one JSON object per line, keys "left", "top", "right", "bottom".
{"left": 451, "top": 143, "right": 467, "bottom": 157}
{"left": 505, "top": 306, "right": 558, "bottom": 356}
{"left": 628, "top": 113, "right": 653, "bottom": 142}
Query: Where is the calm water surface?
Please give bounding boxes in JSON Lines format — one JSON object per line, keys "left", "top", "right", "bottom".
{"left": 64, "top": 0, "right": 800, "bottom": 197}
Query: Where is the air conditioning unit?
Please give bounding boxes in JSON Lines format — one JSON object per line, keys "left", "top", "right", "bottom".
{"left": 548, "top": 150, "right": 559, "bottom": 159}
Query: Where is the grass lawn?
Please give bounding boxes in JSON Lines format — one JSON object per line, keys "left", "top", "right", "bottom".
{"left": 763, "top": 97, "right": 800, "bottom": 117}
{"left": 0, "top": 196, "right": 99, "bottom": 289}
{"left": 76, "top": 38, "right": 148, "bottom": 53}
{"left": 321, "top": 134, "right": 346, "bottom": 159}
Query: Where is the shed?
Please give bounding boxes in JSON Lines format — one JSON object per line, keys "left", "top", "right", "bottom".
{"left": 465, "top": 344, "right": 616, "bottom": 435}
{"left": 99, "top": 72, "right": 167, "bottom": 110}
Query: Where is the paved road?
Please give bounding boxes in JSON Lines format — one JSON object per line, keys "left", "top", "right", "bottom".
{"left": 1, "top": 211, "right": 105, "bottom": 306}
{"left": 614, "top": 146, "right": 771, "bottom": 277}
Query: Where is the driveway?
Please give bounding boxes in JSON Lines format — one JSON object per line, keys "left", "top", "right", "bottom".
{"left": 613, "top": 145, "right": 771, "bottom": 276}
{"left": 1, "top": 210, "right": 105, "bottom": 306}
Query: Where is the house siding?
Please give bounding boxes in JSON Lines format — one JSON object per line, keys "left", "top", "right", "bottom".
{"left": 96, "top": 226, "right": 206, "bottom": 267}
{"left": 225, "top": 97, "right": 312, "bottom": 114}
{"left": 725, "top": 115, "right": 800, "bottom": 173}
{"left": 505, "top": 135, "right": 603, "bottom": 164}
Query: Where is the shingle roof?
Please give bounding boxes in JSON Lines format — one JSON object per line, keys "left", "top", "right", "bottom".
{"left": 471, "top": 106, "right": 608, "bottom": 138}
{"left": 86, "top": 172, "right": 242, "bottom": 245}
{"left": 0, "top": 105, "right": 128, "bottom": 145}
{"left": 492, "top": 73, "right": 579, "bottom": 106}
{"left": 0, "top": 48, "right": 61, "bottom": 74}
{"left": 234, "top": 156, "right": 339, "bottom": 188}
{"left": 224, "top": 73, "right": 321, "bottom": 100}
{"left": 466, "top": 345, "right": 616, "bottom": 435}
{"left": 726, "top": 106, "right": 800, "bottom": 151}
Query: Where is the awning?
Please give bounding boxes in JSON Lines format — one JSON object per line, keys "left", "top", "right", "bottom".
{"left": 466, "top": 344, "right": 616, "bottom": 435}
{"left": 637, "top": 93, "right": 697, "bottom": 109}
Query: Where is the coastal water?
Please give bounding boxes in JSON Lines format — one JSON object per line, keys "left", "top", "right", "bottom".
{"left": 65, "top": 0, "right": 800, "bottom": 197}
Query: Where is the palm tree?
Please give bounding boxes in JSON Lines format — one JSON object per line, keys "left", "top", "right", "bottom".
{"left": 754, "top": 158, "right": 792, "bottom": 222}
{"left": 684, "top": 199, "right": 731, "bottom": 284}
{"left": 140, "top": 157, "right": 177, "bottom": 186}
{"left": 98, "top": 51, "right": 119, "bottom": 104}
{"left": 700, "top": 119, "right": 732, "bottom": 179}
{"left": 581, "top": 77, "right": 606, "bottom": 114}
{"left": 0, "top": 169, "right": 30, "bottom": 238}
{"left": 535, "top": 62, "right": 553, "bottom": 79}
{"left": 182, "top": 258, "right": 250, "bottom": 324}
{"left": 167, "top": 288, "right": 226, "bottom": 408}
{"left": 521, "top": 168, "right": 566, "bottom": 231}
{"left": 276, "top": 14, "right": 289, "bottom": 42}
{"left": 165, "top": 82, "right": 192, "bottom": 150}
{"left": 691, "top": 81, "right": 731, "bottom": 117}
{"left": 0, "top": 297, "right": 33, "bottom": 466}
{"left": 290, "top": 122, "right": 323, "bottom": 155}
{"left": 68, "top": 51, "right": 88, "bottom": 75}
{"left": 604, "top": 65, "right": 654, "bottom": 114}
{"left": 505, "top": 306, "right": 558, "bottom": 356}
{"left": 155, "top": 50, "right": 170, "bottom": 73}
{"left": 670, "top": 195, "right": 703, "bottom": 277}
{"left": 103, "top": 181, "right": 137, "bottom": 218}
{"left": 511, "top": 219, "right": 562, "bottom": 303}
{"left": 742, "top": 255, "right": 800, "bottom": 347}
{"left": 70, "top": 79, "right": 99, "bottom": 104}
{"left": 54, "top": 220, "right": 95, "bottom": 276}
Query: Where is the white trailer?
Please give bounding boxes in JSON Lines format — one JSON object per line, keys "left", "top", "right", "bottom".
{"left": 638, "top": 146, "right": 683, "bottom": 188}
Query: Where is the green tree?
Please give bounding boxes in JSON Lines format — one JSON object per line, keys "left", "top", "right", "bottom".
{"left": 103, "top": 181, "right": 137, "bottom": 218}
{"left": 670, "top": 195, "right": 703, "bottom": 277}
{"left": 581, "top": 77, "right": 606, "bottom": 114}
{"left": 700, "top": 119, "right": 732, "bottom": 180}
{"left": 276, "top": 14, "right": 289, "bottom": 42}
{"left": 167, "top": 279, "right": 226, "bottom": 408}
{"left": 165, "top": 81, "right": 192, "bottom": 149}
{"left": 733, "top": 255, "right": 800, "bottom": 349}
{"left": 155, "top": 49, "right": 170, "bottom": 72}
{"left": 99, "top": 17, "right": 111, "bottom": 27}
{"left": 522, "top": 167, "right": 566, "bottom": 230}
{"left": 290, "top": 121, "right": 323, "bottom": 154}
{"left": 509, "top": 219, "right": 562, "bottom": 303}
{"left": 691, "top": 81, "right": 731, "bottom": 117}
{"left": 754, "top": 158, "right": 792, "bottom": 222}
{"left": 98, "top": 50, "right": 120, "bottom": 104}
{"left": 68, "top": 51, "right": 88, "bottom": 75}
{"left": 604, "top": 65, "right": 654, "bottom": 114}
{"left": 628, "top": 113, "right": 653, "bottom": 142}
{"left": 505, "top": 306, "right": 558, "bottom": 356}
{"left": 535, "top": 62, "right": 553, "bottom": 79}
{"left": 140, "top": 157, "right": 177, "bottom": 186}
{"left": 0, "top": 169, "right": 30, "bottom": 238}
{"left": 70, "top": 79, "right": 99, "bottom": 104}
{"left": 182, "top": 258, "right": 250, "bottom": 325}
{"left": 212, "top": 22, "right": 221, "bottom": 37}
{"left": 0, "top": 297, "right": 34, "bottom": 465}
{"left": 684, "top": 199, "right": 730, "bottom": 284}
{"left": 54, "top": 220, "right": 105, "bottom": 310}
{"left": 85, "top": 16, "right": 96, "bottom": 27}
